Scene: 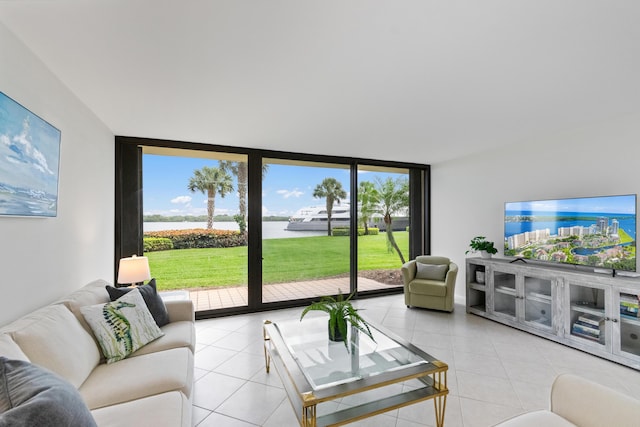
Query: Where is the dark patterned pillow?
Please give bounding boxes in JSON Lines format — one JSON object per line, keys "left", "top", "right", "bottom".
{"left": 0, "top": 357, "right": 97, "bottom": 427}
{"left": 106, "top": 278, "right": 170, "bottom": 327}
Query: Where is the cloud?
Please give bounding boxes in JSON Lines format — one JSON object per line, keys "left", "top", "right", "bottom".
{"left": 12, "top": 121, "right": 55, "bottom": 175}
{"left": 171, "top": 195, "right": 192, "bottom": 204}
{"left": 277, "top": 189, "right": 304, "bottom": 199}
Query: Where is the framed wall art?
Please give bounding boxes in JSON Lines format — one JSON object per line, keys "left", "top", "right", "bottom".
{"left": 0, "top": 92, "right": 61, "bottom": 217}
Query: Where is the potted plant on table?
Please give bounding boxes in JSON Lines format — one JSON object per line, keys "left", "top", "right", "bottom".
{"left": 466, "top": 236, "right": 498, "bottom": 258}
{"left": 300, "top": 290, "right": 375, "bottom": 349}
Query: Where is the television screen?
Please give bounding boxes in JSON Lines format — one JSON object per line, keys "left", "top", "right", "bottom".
{"left": 504, "top": 194, "right": 637, "bottom": 272}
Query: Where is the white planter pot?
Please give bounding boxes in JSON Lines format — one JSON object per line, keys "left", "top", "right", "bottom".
{"left": 480, "top": 250, "right": 492, "bottom": 259}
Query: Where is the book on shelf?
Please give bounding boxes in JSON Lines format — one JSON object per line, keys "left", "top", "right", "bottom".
{"left": 577, "top": 313, "right": 604, "bottom": 327}
{"left": 620, "top": 294, "right": 639, "bottom": 305}
{"left": 572, "top": 322, "right": 600, "bottom": 336}
{"left": 573, "top": 320, "right": 601, "bottom": 332}
{"left": 619, "top": 295, "right": 639, "bottom": 316}
{"left": 571, "top": 330, "right": 601, "bottom": 343}
{"left": 621, "top": 313, "right": 640, "bottom": 321}
{"left": 620, "top": 306, "right": 639, "bottom": 317}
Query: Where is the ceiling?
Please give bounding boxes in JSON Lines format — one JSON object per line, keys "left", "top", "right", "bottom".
{"left": 2, "top": 1, "right": 640, "bottom": 164}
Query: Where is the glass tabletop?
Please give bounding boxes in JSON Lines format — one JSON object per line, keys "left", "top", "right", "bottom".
{"left": 273, "top": 316, "right": 436, "bottom": 390}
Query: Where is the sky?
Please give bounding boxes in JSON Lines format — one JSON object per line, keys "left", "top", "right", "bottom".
{"left": 142, "top": 154, "right": 405, "bottom": 218}
{"left": 0, "top": 92, "right": 60, "bottom": 193}
{"left": 505, "top": 195, "right": 637, "bottom": 215}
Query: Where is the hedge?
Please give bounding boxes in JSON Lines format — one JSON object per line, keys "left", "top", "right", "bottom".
{"left": 332, "top": 227, "right": 379, "bottom": 236}
{"left": 143, "top": 228, "right": 247, "bottom": 250}
{"left": 144, "top": 237, "right": 174, "bottom": 252}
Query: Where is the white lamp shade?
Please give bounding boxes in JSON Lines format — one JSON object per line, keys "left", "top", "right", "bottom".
{"left": 117, "top": 255, "right": 151, "bottom": 284}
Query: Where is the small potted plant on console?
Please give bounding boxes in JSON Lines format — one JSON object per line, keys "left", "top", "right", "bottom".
{"left": 466, "top": 236, "right": 498, "bottom": 259}
{"left": 300, "top": 289, "right": 374, "bottom": 350}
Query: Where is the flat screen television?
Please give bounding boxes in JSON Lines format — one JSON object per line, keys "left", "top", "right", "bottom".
{"left": 504, "top": 194, "right": 637, "bottom": 272}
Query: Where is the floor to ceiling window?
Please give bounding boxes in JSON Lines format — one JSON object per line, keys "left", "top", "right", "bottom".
{"left": 115, "top": 137, "right": 429, "bottom": 317}
{"left": 141, "top": 147, "right": 249, "bottom": 312}
{"left": 356, "top": 165, "right": 410, "bottom": 293}
{"left": 261, "top": 159, "right": 351, "bottom": 303}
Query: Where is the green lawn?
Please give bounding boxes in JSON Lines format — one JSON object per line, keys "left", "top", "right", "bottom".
{"left": 147, "top": 232, "right": 408, "bottom": 290}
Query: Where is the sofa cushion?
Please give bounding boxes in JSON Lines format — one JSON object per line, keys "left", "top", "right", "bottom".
{"left": 79, "top": 347, "right": 194, "bottom": 410}
{"left": 415, "top": 263, "right": 448, "bottom": 281}
{"left": 550, "top": 373, "right": 640, "bottom": 427}
{"left": 0, "top": 335, "right": 29, "bottom": 362}
{"left": 91, "top": 391, "right": 191, "bottom": 427}
{"left": 105, "top": 279, "right": 170, "bottom": 327}
{"left": 130, "top": 320, "right": 196, "bottom": 357}
{"left": 57, "top": 279, "right": 111, "bottom": 336}
{"left": 8, "top": 304, "right": 100, "bottom": 388}
{"left": 492, "top": 410, "right": 577, "bottom": 427}
{"left": 164, "top": 299, "right": 196, "bottom": 323}
{"left": 0, "top": 357, "right": 97, "bottom": 427}
{"left": 81, "top": 288, "right": 164, "bottom": 364}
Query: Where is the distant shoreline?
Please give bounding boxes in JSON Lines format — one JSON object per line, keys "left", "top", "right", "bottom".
{"left": 143, "top": 215, "right": 289, "bottom": 222}
{"left": 143, "top": 221, "right": 326, "bottom": 239}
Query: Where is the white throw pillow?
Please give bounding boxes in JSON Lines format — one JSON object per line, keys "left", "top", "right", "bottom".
{"left": 9, "top": 304, "right": 100, "bottom": 388}
{"left": 81, "top": 288, "right": 164, "bottom": 364}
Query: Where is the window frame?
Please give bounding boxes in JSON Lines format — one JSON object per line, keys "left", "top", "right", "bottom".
{"left": 115, "top": 136, "right": 431, "bottom": 318}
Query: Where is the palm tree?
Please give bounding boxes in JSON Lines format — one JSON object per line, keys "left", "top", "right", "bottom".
{"left": 219, "top": 160, "right": 269, "bottom": 233}
{"left": 375, "top": 176, "right": 409, "bottom": 264}
{"left": 187, "top": 165, "right": 233, "bottom": 229}
{"left": 313, "top": 177, "right": 347, "bottom": 236}
{"left": 357, "top": 181, "right": 380, "bottom": 235}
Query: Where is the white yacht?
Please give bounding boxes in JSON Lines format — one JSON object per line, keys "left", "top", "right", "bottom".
{"left": 286, "top": 203, "right": 409, "bottom": 232}
{"left": 286, "top": 203, "right": 351, "bottom": 231}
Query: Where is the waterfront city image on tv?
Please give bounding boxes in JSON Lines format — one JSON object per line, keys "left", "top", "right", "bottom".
{"left": 504, "top": 194, "right": 637, "bottom": 272}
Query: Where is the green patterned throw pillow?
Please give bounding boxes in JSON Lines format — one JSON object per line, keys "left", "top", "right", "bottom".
{"left": 80, "top": 288, "right": 164, "bottom": 364}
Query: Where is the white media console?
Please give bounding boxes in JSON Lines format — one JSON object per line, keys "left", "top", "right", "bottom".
{"left": 466, "top": 257, "right": 640, "bottom": 370}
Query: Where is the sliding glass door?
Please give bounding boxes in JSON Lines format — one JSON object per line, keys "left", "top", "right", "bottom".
{"left": 356, "top": 165, "right": 410, "bottom": 293}
{"left": 141, "top": 147, "right": 249, "bottom": 312}
{"left": 261, "top": 159, "right": 351, "bottom": 303}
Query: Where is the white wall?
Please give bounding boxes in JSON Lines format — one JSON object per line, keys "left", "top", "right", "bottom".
{"left": 0, "top": 22, "right": 114, "bottom": 326}
{"left": 432, "top": 113, "right": 640, "bottom": 299}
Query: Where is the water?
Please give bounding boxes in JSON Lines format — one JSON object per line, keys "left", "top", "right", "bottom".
{"left": 505, "top": 213, "right": 636, "bottom": 240}
{"left": 143, "top": 221, "right": 327, "bottom": 239}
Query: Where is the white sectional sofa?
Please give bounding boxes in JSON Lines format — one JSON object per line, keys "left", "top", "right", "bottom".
{"left": 0, "top": 279, "right": 195, "bottom": 426}
{"left": 493, "top": 373, "right": 640, "bottom": 427}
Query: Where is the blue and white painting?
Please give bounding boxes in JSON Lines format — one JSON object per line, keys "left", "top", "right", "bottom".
{"left": 0, "top": 92, "right": 61, "bottom": 217}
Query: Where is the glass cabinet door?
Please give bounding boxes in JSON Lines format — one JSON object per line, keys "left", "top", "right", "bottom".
{"left": 523, "top": 275, "right": 553, "bottom": 331}
{"left": 493, "top": 270, "right": 516, "bottom": 319}
{"left": 616, "top": 290, "right": 640, "bottom": 359}
{"left": 567, "top": 282, "right": 607, "bottom": 348}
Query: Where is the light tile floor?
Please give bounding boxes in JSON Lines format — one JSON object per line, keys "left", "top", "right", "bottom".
{"left": 191, "top": 294, "right": 640, "bottom": 427}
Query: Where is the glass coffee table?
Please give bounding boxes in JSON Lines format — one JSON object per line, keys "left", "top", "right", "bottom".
{"left": 263, "top": 316, "right": 448, "bottom": 427}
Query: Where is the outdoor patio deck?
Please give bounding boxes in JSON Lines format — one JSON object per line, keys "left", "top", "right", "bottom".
{"left": 183, "top": 277, "right": 401, "bottom": 311}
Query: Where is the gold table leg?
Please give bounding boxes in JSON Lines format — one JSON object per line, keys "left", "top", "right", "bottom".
{"left": 263, "top": 320, "right": 271, "bottom": 373}
{"left": 433, "top": 369, "right": 447, "bottom": 427}
{"left": 302, "top": 404, "right": 317, "bottom": 427}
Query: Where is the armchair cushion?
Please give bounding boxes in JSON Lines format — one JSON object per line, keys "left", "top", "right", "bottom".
{"left": 415, "top": 263, "right": 448, "bottom": 281}
{"left": 408, "top": 281, "right": 448, "bottom": 297}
